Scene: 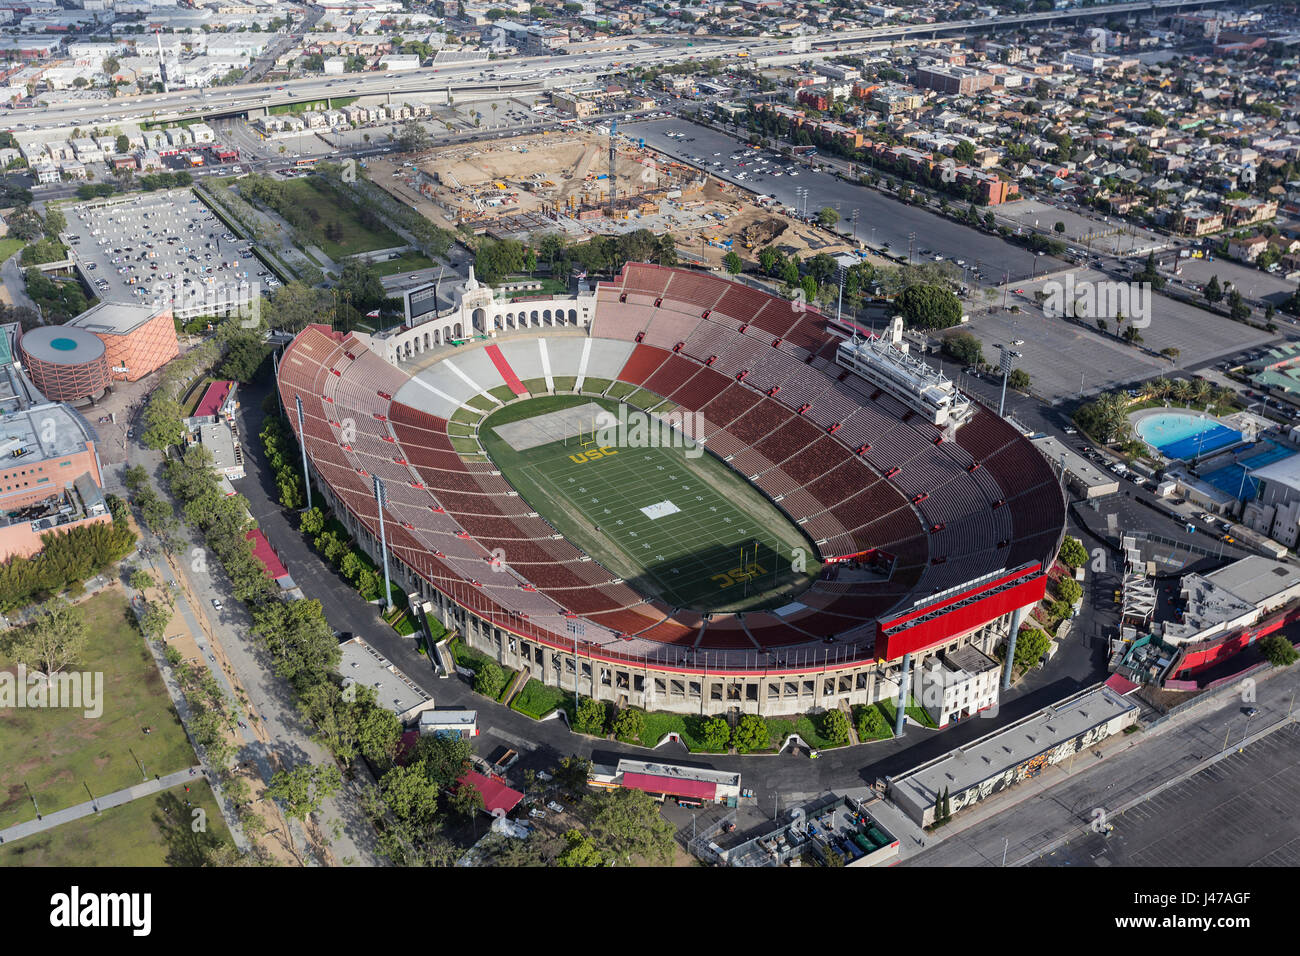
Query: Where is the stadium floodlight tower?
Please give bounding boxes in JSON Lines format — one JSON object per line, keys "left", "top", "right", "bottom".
{"left": 373, "top": 476, "right": 394, "bottom": 612}
{"left": 996, "top": 345, "right": 1017, "bottom": 418}
{"left": 295, "top": 395, "right": 312, "bottom": 511}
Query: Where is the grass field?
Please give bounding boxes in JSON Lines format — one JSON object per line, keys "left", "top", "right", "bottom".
{"left": 0, "top": 590, "right": 195, "bottom": 830}
{"left": 0, "top": 237, "right": 25, "bottom": 263}
{"left": 0, "top": 781, "right": 233, "bottom": 867}
{"left": 276, "top": 177, "right": 403, "bottom": 258}
{"left": 370, "top": 250, "right": 436, "bottom": 277}
{"left": 480, "top": 396, "right": 819, "bottom": 612}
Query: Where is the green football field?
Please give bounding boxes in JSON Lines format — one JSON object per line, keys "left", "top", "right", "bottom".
{"left": 480, "top": 396, "right": 819, "bottom": 612}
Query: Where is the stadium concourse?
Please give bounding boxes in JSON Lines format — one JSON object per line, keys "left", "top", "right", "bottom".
{"left": 275, "top": 264, "right": 1066, "bottom": 718}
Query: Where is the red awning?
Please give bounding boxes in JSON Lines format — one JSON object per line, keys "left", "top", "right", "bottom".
{"left": 621, "top": 772, "right": 716, "bottom": 802}
{"left": 245, "top": 529, "right": 289, "bottom": 581}
{"left": 1105, "top": 673, "right": 1140, "bottom": 696}
{"left": 195, "top": 380, "right": 233, "bottom": 418}
{"left": 459, "top": 771, "right": 523, "bottom": 816}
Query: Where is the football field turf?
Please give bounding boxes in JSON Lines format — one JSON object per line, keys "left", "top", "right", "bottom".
{"left": 481, "top": 397, "right": 820, "bottom": 612}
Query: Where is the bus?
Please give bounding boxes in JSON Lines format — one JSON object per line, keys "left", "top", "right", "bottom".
{"left": 294, "top": 157, "right": 319, "bottom": 168}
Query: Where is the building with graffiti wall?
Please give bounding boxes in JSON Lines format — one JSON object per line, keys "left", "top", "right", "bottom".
{"left": 888, "top": 683, "right": 1139, "bottom": 827}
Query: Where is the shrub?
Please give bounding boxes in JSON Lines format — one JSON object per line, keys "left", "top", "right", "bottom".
{"left": 819, "top": 708, "right": 850, "bottom": 745}
{"left": 573, "top": 696, "right": 607, "bottom": 736}
{"left": 1260, "top": 634, "right": 1298, "bottom": 667}
{"left": 610, "top": 707, "right": 645, "bottom": 744}
{"left": 731, "top": 713, "right": 769, "bottom": 753}
{"left": 473, "top": 661, "right": 505, "bottom": 699}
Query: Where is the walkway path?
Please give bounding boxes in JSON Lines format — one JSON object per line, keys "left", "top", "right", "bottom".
{"left": 0, "top": 766, "right": 201, "bottom": 845}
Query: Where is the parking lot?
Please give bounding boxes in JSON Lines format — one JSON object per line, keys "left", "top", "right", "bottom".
{"left": 65, "top": 188, "right": 275, "bottom": 315}
{"left": 1031, "top": 722, "right": 1300, "bottom": 867}
{"left": 966, "top": 269, "right": 1278, "bottom": 402}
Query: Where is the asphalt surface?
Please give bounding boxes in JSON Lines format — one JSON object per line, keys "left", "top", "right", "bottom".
{"left": 904, "top": 650, "right": 1300, "bottom": 867}
{"left": 627, "top": 116, "right": 1068, "bottom": 284}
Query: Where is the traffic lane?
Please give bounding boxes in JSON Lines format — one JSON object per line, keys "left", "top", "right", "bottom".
{"left": 628, "top": 117, "right": 1063, "bottom": 283}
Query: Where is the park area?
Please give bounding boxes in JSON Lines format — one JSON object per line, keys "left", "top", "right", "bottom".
{"left": 0, "top": 780, "right": 233, "bottom": 866}
{"left": 479, "top": 395, "right": 819, "bottom": 612}
{"left": 0, "top": 589, "right": 195, "bottom": 830}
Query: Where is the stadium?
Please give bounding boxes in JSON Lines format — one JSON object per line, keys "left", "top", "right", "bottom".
{"left": 276, "top": 264, "right": 1066, "bottom": 718}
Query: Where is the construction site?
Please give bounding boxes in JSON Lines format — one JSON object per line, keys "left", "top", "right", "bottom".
{"left": 364, "top": 128, "right": 878, "bottom": 270}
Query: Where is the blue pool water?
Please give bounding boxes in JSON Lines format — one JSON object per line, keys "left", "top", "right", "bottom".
{"left": 1136, "top": 412, "right": 1242, "bottom": 460}
{"left": 1199, "top": 441, "right": 1295, "bottom": 500}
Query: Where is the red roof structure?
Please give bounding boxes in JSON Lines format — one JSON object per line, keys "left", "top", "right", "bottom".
{"left": 245, "top": 529, "right": 289, "bottom": 581}
{"left": 1104, "top": 673, "right": 1140, "bottom": 696}
{"left": 195, "top": 380, "right": 233, "bottom": 418}
{"left": 621, "top": 772, "right": 716, "bottom": 802}
{"left": 458, "top": 771, "right": 523, "bottom": 815}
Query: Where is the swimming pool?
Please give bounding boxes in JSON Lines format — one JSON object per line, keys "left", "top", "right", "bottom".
{"left": 1199, "top": 440, "right": 1295, "bottom": 500}
{"left": 1135, "top": 412, "right": 1242, "bottom": 460}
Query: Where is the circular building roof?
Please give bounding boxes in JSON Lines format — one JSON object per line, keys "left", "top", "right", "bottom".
{"left": 21, "top": 325, "right": 107, "bottom": 366}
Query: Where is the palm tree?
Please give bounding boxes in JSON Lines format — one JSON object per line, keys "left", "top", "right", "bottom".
{"left": 1149, "top": 377, "right": 1172, "bottom": 401}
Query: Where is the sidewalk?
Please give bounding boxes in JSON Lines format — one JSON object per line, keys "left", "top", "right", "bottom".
{"left": 0, "top": 766, "right": 200, "bottom": 845}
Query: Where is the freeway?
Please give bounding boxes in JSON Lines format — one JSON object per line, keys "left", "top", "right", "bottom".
{"left": 6, "top": 0, "right": 1232, "bottom": 132}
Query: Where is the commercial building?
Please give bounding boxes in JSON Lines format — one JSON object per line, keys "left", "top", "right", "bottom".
{"left": 418, "top": 708, "right": 480, "bottom": 739}
{"left": 68, "top": 301, "right": 180, "bottom": 383}
{"left": 915, "top": 644, "right": 1000, "bottom": 728}
{"left": 339, "top": 635, "right": 436, "bottom": 723}
{"left": 19, "top": 326, "right": 111, "bottom": 404}
{"left": 889, "top": 684, "right": 1139, "bottom": 826}
{"left": 915, "top": 65, "right": 994, "bottom": 95}
{"left": 591, "top": 759, "right": 742, "bottom": 805}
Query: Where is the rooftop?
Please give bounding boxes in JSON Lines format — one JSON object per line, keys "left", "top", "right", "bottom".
{"left": 19, "top": 325, "right": 105, "bottom": 367}
{"left": 891, "top": 684, "right": 1137, "bottom": 813}
{"left": 339, "top": 636, "right": 432, "bottom": 718}
{"left": 68, "top": 300, "right": 165, "bottom": 337}
{"left": 0, "top": 402, "right": 97, "bottom": 464}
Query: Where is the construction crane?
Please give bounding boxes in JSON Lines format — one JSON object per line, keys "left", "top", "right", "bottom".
{"left": 609, "top": 119, "right": 617, "bottom": 209}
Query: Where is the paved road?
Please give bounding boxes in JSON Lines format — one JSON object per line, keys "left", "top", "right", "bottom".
{"left": 115, "top": 426, "right": 378, "bottom": 866}
{"left": 0, "top": 766, "right": 200, "bottom": 845}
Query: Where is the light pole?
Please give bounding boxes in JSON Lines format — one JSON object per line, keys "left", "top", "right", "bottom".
{"left": 997, "top": 345, "right": 1014, "bottom": 418}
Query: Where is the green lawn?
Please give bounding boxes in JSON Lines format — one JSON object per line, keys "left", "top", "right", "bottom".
{"left": 876, "top": 695, "right": 938, "bottom": 729}
{"left": 0, "top": 590, "right": 195, "bottom": 830}
{"left": 273, "top": 177, "right": 404, "bottom": 258}
{"left": 0, "top": 781, "right": 233, "bottom": 867}
{"left": 479, "top": 395, "right": 819, "bottom": 612}
{"left": 489, "top": 384, "right": 518, "bottom": 404}
{"left": 553, "top": 376, "right": 577, "bottom": 392}
{"left": 510, "top": 679, "right": 571, "bottom": 720}
{"left": 370, "top": 250, "right": 437, "bottom": 277}
{"left": 0, "top": 237, "right": 25, "bottom": 263}
{"left": 580, "top": 378, "right": 612, "bottom": 395}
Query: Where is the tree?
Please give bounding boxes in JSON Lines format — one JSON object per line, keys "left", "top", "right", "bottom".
{"left": 1058, "top": 536, "right": 1088, "bottom": 569}
{"left": 1056, "top": 576, "right": 1083, "bottom": 606}
{"left": 415, "top": 732, "right": 473, "bottom": 791}
{"left": 556, "top": 829, "right": 604, "bottom": 866}
{"left": 817, "top": 206, "right": 839, "bottom": 228}
{"left": 610, "top": 707, "right": 645, "bottom": 744}
{"left": 952, "top": 139, "right": 976, "bottom": 164}
{"left": 700, "top": 716, "right": 730, "bottom": 751}
{"left": 820, "top": 708, "right": 850, "bottom": 745}
{"left": 1204, "top": 275, "right": 1223, "bottom": 304}
{"left": 114, "top": 133, "right": 130, "bottom": 154}
{"left": 397, "top": 118, "right": 430, "bottom": 152}
{"left": 1053, "top": 221, "right": 1065, "bottom": 234}
{"left": 104, "top": 56, "right": 121, "bottom": 77}
{"left": 942, "top": 330, "right": 983, "bottom": 367}
{"left": 1008, "top": 368, "right": 1030, "bottom": 390}
{"left": 299, "top": 507, "right": 326, "bottom": 536}
{"left": 130, "top": 569, "right": 156, "bottom": 593}
{"left": 722, "top": 250, "right": 743, "bottom": 275}
{"left": 573, "top": 696, "right": 607, "bottom": 736}
{"left": 897, "top": 283, "right": 962, "bottom": 330}
{"left": 473, "top": 660, "right": 506, "bottom": 699}
{"left": 584, "top": 787, "right": 675, "bottom": 865}
{"left": 337, "top": 259, "right": 387, "bottom": 313}
{"left": 730, "top": 713, "right": 769, "bottom": 753}
{"left": 1010, "top": 627, "right": 1052, "bottom": 671}
{"left": 445, "top": 779, "right": 485, "bottom": 820}
{"left": 6, "top": 598, "right": 87, "bottom": 674}
{"left": 266, "top": 762, "right": 342, "bottom": 821}
{"left": 857, "top": 705, "right": 890, "bottom": 741}
{"left": 139, "top": 600, "right": 173, "bottom": 642}
{"left": 1259, "top": 634, "right": 1298, "bottom": 667}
